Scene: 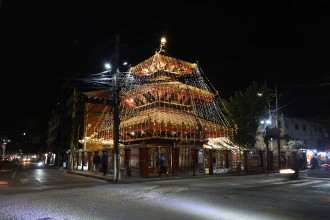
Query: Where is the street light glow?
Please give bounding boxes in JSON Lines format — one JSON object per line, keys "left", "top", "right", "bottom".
{"left": 123, "top": 62, "right": 128, "bottom": 66}
{"left": 105, "top": 63, "right": 111, "bottom": 69}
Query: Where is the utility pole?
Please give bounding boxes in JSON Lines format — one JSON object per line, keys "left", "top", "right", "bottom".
{"left": 275, "top": 83, "right": 281, "bottom": 170}
{"left": 113, "top": 33, "right": 121, "bottom": 183}
{"left": 69, "top": 87, "right": 76, "bottom": 170}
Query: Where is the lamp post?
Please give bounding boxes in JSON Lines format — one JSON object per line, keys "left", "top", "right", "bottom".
{"left": 104, "top": 34, "right": 122, "bottom": 183}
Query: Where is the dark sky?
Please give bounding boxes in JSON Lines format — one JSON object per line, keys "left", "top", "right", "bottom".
{"left": 1, "top": 0, "right": 330, "bottom": 140}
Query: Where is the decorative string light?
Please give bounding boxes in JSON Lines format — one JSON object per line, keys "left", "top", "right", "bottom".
{"left": 80, "top": 45, "right": 237, "bottom": 150}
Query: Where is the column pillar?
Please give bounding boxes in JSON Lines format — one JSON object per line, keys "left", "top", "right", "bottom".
{"left": 139, "top": 148, "right": 149, "bottom": 178}
{"left": 125, "top": 149, "right": 131, "bottom": 177}
{"left": 244, "top": 150, "right": 250, "bottom": 173}
{"left": 209, "top": 150, "right": 213, "bottom": 175}
{"left": 172, "top": 146, "right": 179, "bottom": 176}
{"left": 81, "top": 152, "right": 85, "bottom": 171}
{"left": 87, "top": 152, "right": 92, "bottom": 171}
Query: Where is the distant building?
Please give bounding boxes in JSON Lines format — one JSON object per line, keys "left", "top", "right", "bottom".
{"left": 256, "top": 113, "right": 330, "bottom": 152}
{"left": 45, "top": 86, "right": 83, "bottom": 167}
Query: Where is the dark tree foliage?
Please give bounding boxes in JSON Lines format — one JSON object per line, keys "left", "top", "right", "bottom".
{"left": 24, "top": 115, "right": 49, "bottom": 154}
{"left": 220, "top": 81, "right": 271, "bottom": 149}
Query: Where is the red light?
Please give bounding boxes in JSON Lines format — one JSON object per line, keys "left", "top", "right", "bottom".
{"left": 0, "top": 181, "right": 9, "bottom": 184}
{"left": 323, "top": 164, "right": 328, "bottom": 166}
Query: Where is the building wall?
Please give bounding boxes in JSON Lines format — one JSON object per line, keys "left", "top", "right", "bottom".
{"left": 283, "top": 116, "right": 330, "bottom": 150}
{"left": 256, "top": 113, "right": 330, "bottom": 151}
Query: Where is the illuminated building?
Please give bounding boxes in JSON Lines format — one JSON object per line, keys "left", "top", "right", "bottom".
{"left": 78, "top": 39, "right": 237, "bottom": 177}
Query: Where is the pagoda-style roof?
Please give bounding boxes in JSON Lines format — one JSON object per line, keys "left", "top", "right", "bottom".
{"left": 118, "top": 107, "right": 234, "bottom": 142}
{"left": 131, "top": 52, "right": 195, "bottom": 76}
{"left": 121, "top": 81, "right": 215, "bottom": 108}
{"left": 80, "top": 39, "right": 237, "bottom": 149}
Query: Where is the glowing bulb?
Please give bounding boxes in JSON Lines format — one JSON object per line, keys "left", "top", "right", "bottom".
{"left": 161, "top": 37, "right": 166, "bottom": 44}
{"left": 105, "top": 63, "right": 111, "bottom": 69}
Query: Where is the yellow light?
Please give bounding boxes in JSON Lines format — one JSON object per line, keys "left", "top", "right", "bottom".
{"left": 161, "top": 37, "right": 166, "bottom": 44}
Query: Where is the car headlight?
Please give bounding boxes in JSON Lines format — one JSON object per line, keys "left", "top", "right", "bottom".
{"left": 37, "top": 162, "right": 44, "bottom": 166}
{"left": 279, "top": 169, "right": 295, "bottom": 174}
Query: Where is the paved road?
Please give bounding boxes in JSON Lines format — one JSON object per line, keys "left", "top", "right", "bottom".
{"left": 1, "top": 162, "right": 330, "bottom": 220}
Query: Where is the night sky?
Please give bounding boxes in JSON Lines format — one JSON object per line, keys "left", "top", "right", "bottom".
{"left": 1, "top": 1, "right": 330, "bottom": 141}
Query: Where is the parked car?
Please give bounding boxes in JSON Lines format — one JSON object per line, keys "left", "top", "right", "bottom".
{"left": 1, "top": 157, "right": 10, "bottom": 163}
{"left": 321, "top": 157, "right": 330, "bottom": 168}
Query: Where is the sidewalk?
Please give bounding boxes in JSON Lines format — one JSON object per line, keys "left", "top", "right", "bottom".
{"left": 50, "top": 165, "right": 288, "bottom": 184}
{"left": 52, "top": 166, "right": 191, "bottom": 184}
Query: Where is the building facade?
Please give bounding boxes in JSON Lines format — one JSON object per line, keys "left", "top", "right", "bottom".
{"left": 74, "top": 42, "right": 241, "bottom": 177}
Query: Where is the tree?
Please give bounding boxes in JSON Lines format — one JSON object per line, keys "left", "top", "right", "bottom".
{"left": 219, "top": 81, "right": 271, "bottom": 149}
{"left": 24, "top": 115, "right": 49, "bottom": 154}
{"left": 283, "top": 140, "right": 305, "bottom": 150}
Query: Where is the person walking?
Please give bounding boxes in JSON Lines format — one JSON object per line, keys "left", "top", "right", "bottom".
{"left": 102, "top": 151, "right": 109, "bottom": 176}
{"left": 93, "top": 152, "right": 101, "bottom": 173}
{"left": 311, "top": 155, "right": 318, "bottom": 169}
{"left": 159, "top": 153, "right": 166, "bottom": 177}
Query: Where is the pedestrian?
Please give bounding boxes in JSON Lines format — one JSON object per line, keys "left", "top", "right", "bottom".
{"left": 159, "top": 153, "right": 166, "bottom": 177}
{"left": 93, "top": 152, "right": 101, "bottom": 173}
{"left": 311, "top": 155, "right": 318, "bottom": 169}
{"left": 102, "top": 151, "right": 109, "bottom": 176}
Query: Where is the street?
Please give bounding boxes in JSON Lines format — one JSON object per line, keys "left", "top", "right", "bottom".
{"left": 1, "top": 162, "right": 330, "bottom": 220}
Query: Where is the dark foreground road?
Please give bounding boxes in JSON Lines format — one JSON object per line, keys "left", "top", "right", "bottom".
{"left": 1, "top": 162, "right": 330, "bottom": 220}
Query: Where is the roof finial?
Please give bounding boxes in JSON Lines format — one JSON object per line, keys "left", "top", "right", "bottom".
{"left": 159, "top": 37, "right": 167, "bottom": 54}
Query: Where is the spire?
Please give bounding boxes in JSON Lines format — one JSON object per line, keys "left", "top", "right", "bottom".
{"left": 159, "top": 37, "right": 167, "bottom": 54}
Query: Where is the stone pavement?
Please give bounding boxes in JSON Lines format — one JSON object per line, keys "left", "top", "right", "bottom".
{"left": 53, "top": 166, "right": 187, "bottom": 184}
{"left": 49, "top": 165, "right": 317, "bottom": 184}
{"left": 50, "top": 165, "right": 288, "bottom": 184}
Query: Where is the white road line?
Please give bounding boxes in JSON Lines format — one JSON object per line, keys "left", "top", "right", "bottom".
{"left": 271, "top": 180, "right": 301, "bottom": 185}
{"left": 11, "top": 170, "right": 17, "bottom": 179}
{"left": 20, "top": 178, "right": 30, "bottom": 184}
{"left": 291, "top": 180, "right": 323, "bottom": 187}
{"left": 35, "top": 178, "right": 46, "bottom": 183}
{"left": 11, "top": 165, "right": 19, "bottom": 179}
{"left": 312, "top": 183, "right": 330, "bottom": 188}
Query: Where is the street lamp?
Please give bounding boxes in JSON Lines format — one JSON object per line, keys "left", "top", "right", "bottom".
{"left": 103, "top": 62, "right": 121, "bottom": 183}
{"left": 105, "top": 63, "right": 111, "bottom": 70}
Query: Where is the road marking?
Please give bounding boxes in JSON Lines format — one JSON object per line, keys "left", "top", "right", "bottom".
{"left": 20, "top": 178, "right": 30, "bottom": 184}
{"left": 11, "top": 170, "right": 17, "bottom": 179}
{"left": 271, "top": 180, "right": 301, "bottom": 185}
{"left": 11, "top": 164, "right": 19, "bottom": 179}
{"left": 291, "top": 180, "right": 323, "bottom": 187}
{"left": 312, "top": 183, "right": 330, "bottom": 188}
{"left": 35, "top": 178, "right": 46, "bottom": 183}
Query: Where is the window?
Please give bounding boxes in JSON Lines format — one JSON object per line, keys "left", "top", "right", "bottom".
{"left": 295, "top": 124, "right": 299, "bottom": 130}
{"left": 314, "top": 127, "right": 317, "bottom": 132}
{"left": 285, "top": 123, "right": 288, "bottom": 129}
{"left": 319, "top": 128, "right": 322, "bottom": 133}
{"left": 303, "top": 125, "right": 306, "bottom": 131}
